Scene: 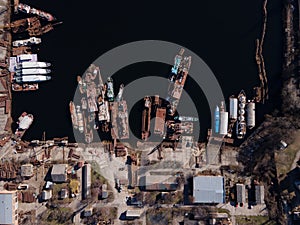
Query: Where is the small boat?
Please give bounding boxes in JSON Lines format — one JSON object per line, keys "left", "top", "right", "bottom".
{"left": 106, "top": 77, "right": 114, "bottom": 102}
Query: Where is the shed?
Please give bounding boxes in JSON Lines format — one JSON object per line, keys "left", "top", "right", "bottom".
{"left": 51, "top": 164, "right": 67, "bottom": 182}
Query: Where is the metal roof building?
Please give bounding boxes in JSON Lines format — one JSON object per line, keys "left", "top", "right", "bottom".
{"left": 51, "top": 164, "right": 67, "bottom": 183}
{"left": 236, "top": 183, "right": 246, "bottom": 203}
{"left": 0, "top": 190, "right": 18, "bottom": 225}
{"left": 255, "top": 185, "right": 264, "bottom": 204}
{"left": 21, "top": 164, "right": 33, "bottom": 177}
{"left": 193, "top": 176, "right": 224, "bottom": 204}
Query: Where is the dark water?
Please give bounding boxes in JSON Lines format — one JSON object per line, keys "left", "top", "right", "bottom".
{"left": 12, "top": 0, "right": 283, "bottom": 142}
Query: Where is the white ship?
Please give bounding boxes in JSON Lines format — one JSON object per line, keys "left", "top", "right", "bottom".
{"left": 13, "top": 37, "right": 41, "bottom": 47}
{"left": 16, "top": 61, "right": 51, "bottom": 69}
{"left": 16, "top": 68, "right": 51, "bottom": 75}
{"left": 14, "top": 75, "right": 51, "bottom": 83}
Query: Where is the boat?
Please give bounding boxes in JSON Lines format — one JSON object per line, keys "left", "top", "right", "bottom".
{"left": 12, "top": 83, "right": 39, "bottom": 91}
{"left": 13, "top": 37, "right": 41, "bottom": 47}
{"left": 247, "top": 101, "right": 255, "bottom": 129}
{"left": 76, "top": 105, "right": 84, "bottom": 133}
{"left": 77, "top": 76, "right": 87, "bottom": 94}
{"left": 14, "top": 75, "right": 51, "bottom": 83}
{"left": 171, "top": 54, "right": 182, "bottom": 76}
{"left": 17, "top": 3, "right": 56, "bottom": 22}
{"left": 16, "top": 61, "right": 51, "bottom": 69}
{"left": 236, "top": 121, "right": 247, "bottom": 139}
{"left": 214, "top": 106, "right": 220, "bottom": 133}
{"left": 115, "top": 84, "right": 124, "bottom": 102}
{"left": 117, "top": 101, "right": 129, "bottom": 139}
{"left": 69, "top": 101, "right": 78, "bottom": 129}
{"left": 142, "top": 96, "right": 152, "bottom": 140}
{"left": 236, "top": 90, "right": 247, "bottom": 139}
{"left": 97, "top": 98, "right": 110, "bottom": 122}
{"left": 178, "top": 116, "right": 199, "bottom": 122}
{"left": 106, "top": 77, "right": 114, "bottom": 102}
{"left": 14, "top": 112, "right": 34, "bottom": 140}
{"left": 15, "top": 68, "right": 51, "bottom": 75}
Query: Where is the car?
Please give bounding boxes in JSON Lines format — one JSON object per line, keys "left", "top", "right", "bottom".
{"left": 17, "top": 184, "right": 29, "bottom": 190}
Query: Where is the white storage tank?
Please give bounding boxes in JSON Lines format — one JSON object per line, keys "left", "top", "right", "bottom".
{"left": 219, "top": 111, "right": 228, "bottom": 135}
{"left": 229, "top": 97, "right": 238, "bottom": 120}
{"left": 247, "top": 102, "right": 255, "bottom": 129}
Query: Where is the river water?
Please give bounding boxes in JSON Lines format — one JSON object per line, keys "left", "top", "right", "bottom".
{"left": 11, "top": 0, "right": 283, "bottom": 143}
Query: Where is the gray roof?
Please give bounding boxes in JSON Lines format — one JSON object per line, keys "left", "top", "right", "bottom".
{"left": 51, "top": 164, "right": 67, "bottom": 175}
{"left": 0, "top": 191, "right": 14, "bottom": 224}
{"left": 193, "top": 176, "right": 224, "bottom": 203}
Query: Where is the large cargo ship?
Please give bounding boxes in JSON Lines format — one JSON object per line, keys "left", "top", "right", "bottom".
{"left": 167, "top": 49, "right": 191, "bottom": 116}
{"left": 236, "top": 90, "right": 247, "bottom": 139}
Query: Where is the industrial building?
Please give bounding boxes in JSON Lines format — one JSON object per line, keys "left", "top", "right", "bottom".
{"left": 193, "top": 176, "right": 224, "bottom": 204}
{"left": 255, "top": 185, "right": 265, "bottom": 204}
{"left": 236, "top": 183, "right": 246, "bottom": 203}
{"left": 82, "top": 163, "right": 91, "bottom": 200}
{"left": 0, "top": 190, "right": 18, "bottom": 225}
{"left": 51, "top": 164, "right": 67, "bottom": 182}
{"left": 20, "top": 164, "right": 33, "bottom": 178}
{"left": 139, "top": 170, "right": 178, "bottom": 191}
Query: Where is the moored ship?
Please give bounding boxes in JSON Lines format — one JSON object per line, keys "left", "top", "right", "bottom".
{"left": 14, "top": 112, "right": 34, "bottom": 140}
{"left": 106, "top": 77, "right": 114, "bottom": 102}
{"left": 236, "top": 90, "right": 247, "bottom": 139}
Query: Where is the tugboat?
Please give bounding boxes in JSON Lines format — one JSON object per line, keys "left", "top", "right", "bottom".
{"left": 106, "top": 77, "right": 114, "bottom": 102}
{"left": 236, "top": 90, "right": 247, "bottom": 139}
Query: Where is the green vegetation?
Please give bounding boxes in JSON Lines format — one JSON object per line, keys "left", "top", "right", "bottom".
{"left": 51, "top": 183, "right": 72, "bottom": 204}
{"left": 275, "top": 130, "right": 300, "bottom": 179}
{"left": 146, "top": 208, "right": 172, "bottom": 225}
{"left": 236, "top": 216, "right": 276, "bottom": 225}
{"left": 82, "top": 207, "right": 117, "bottom": 224}
{"left": 216, "top": 208, "right": 231, "bottom": 216}
{"left": 88, "top": 161, "right": 114, "bottom": 202}
{"left": 39, "top": 207, "right": 73, "bottom": 225}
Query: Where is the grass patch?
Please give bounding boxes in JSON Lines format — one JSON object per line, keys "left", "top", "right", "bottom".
{"left": 275, "top": 130, "right": 300, "bottom": 180}
{"left": 236, "top": 216, "right": 275, "bottom": 225}
{"left": 216, "top": 208, "right": 231, "bottom": 216}
{"left": 146, "top": 208, "right": 172, "bottom": 225}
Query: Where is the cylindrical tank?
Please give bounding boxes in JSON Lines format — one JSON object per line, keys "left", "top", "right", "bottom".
{"left": 229, "top": 97, "right": 238, "bottom": 120}
{"left": 214, "top": 106, "right": 220, "bottom": 133}
{"left": 219, "top": 111, "right": 228, "bottom": 135}
{"left": 247, "top": 102, "right": 255, "bottom": 129}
